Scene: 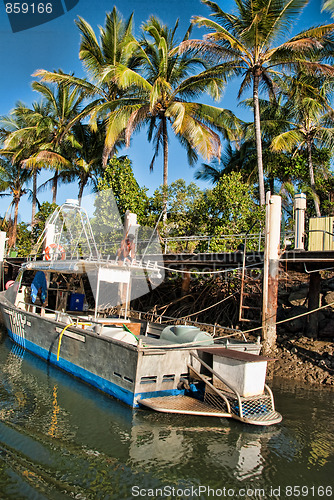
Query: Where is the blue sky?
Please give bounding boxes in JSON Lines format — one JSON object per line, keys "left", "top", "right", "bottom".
{"left": 0, "top": 0, "right": 332, "bottom": 222}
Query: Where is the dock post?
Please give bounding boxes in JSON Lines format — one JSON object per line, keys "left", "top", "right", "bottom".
{"left": 262, "top": 193, "right": 282, "bottom": 354}
{"left": 0, "top": 232, "right": 7, "bottom": 291}
{"left": 181, "top": 272, "right": 191, "bottom": 296}
{"left": 308, "top": 271, "right": 321, "bottom": 338}
{"left": 294, "top": 193, "right": 306, "bottom": 250}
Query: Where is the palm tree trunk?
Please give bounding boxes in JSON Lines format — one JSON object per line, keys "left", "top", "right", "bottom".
{"left": 102, "top": 144, "right": 113, "bottom": 167}
{"left": 78, "top": 178, "right": 85, "bottom": 206}
{"left": 162, "top": 115, "right": 168, "bottom": 222}
{"left": 253, "top": 70, "right": 265, "bottom": 206}
{"left": 269, "top": 175, "right": 274, "bottom": 194}
{"left": 8, "top": 197, "right": 20, "bottom": 249}
{"left": 307, "top": 140, "right": 321, "bottom": 217}
{"left": 52, "top": 171, "right": 58, "bottom": 204}
{"left": 31, "top": 169, "right": 37, "bottom": 227}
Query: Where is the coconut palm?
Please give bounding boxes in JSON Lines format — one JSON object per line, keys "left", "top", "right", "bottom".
{"left": 0, "top": 159, "right": 30, "bottom": 248}
{"left": 195, "top": 144, "right": 239, "bottom": 184}
{"left": 323, "top": 0, "right": 334, "bottom": 15}
{"left": 34, "top": 7, "right": 140, "bottom": 166}
{"left": 71, "top": 122, "right": 105, "bottom": 203}
{"left": 271, "top": 73, "right": 334, "bottom": 216}
{"left": 28, "top": 77, "right": 86, "bottom": 203}
{"left": 101, "top": 16, "right": 241, "bottom": 216}
{"left": 1, "top": 78, "right": 86, "bottom": 209}
{"left": 182, "top": 0, "right": 334, "bottom": 205}
{"left": 0, "top": 101, "right": 50, "bottom": 225}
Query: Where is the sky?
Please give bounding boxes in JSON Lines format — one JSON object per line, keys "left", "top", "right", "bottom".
{"left": 0, "top": 0, "right": 332, "bottom": 223}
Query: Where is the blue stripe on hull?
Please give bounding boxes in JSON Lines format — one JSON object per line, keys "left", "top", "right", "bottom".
{"left": 8, "top": 329, "right": 135, "bottom": 406}
{"left": 7, "top": 329, "right": 186, "bottom": 408}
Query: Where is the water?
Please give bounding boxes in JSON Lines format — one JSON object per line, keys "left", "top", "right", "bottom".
{"left": 0, "top": 334, "right": 333, "bottom": 500}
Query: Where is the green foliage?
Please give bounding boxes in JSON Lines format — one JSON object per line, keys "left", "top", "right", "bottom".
{"left": 198, "top": 172, "right": 264, "bottom": 251}
{"left": 149, "top": 179, "right": 203, "bottom": 252}
{"left": 151, "top": 180, "right": 202, "bottom": 232}
{"left": 97, "top": 156, "right": 150, "bottom": 225}
{"left": 93, "top": 156, "right": 150, "bottom": 254}
{"left": 15, "top": 223, "right": 33, "bottom": 256}
{"left": 31, "top": 202, "right": 58, "bottom": 243}
{"left": 151, "top": 173, "right": 264, "bottom": 253}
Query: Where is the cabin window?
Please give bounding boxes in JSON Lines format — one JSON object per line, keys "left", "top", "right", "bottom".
{"left": 162, "top": 374, "right": 175, "bottom": 383}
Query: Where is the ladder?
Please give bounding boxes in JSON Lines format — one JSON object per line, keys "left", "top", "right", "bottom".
{"left": 239, "top": 232, "right": 263, "bottom": 324}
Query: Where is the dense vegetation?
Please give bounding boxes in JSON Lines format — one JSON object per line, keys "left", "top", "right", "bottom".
{"left": 1, "top": 0, "right": 334, "bottom": 253}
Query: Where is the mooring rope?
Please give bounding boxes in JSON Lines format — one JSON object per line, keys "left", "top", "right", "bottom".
{"left": 139, "top": 300, "right": 334, "bottom": 350}
{"left": 156, "top": 261, "right": 262, "bottom": 275}
{"left": 158, "top": 291, "right": 239, "bottom": 322}
{"left": 238, "top": 300, "right": 334, "bottom": 336}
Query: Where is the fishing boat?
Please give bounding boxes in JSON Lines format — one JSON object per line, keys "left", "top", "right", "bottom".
{"left": 0, "top": 195, "right": 282, "bottom": 426}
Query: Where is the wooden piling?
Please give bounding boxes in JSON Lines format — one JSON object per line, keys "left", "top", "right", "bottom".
{"left": 308, "top": 271, "right": 321, "bottom": 338}
{"left": 181, "top": 272, "right": 191, "bottom": 296}
{"left": 262, "top": 193, "right": 281, "bottom": 354}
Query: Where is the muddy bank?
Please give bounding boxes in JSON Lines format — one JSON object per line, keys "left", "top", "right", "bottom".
{"left": 265, "top": 335, "right": 334, "bottom": 387}
{"left": 133, "top": 272, "right": 334, "bottom": 387}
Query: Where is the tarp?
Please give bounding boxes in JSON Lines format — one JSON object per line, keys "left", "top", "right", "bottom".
{"left": 31, "top": 271, "right": 47, "bottom": 304}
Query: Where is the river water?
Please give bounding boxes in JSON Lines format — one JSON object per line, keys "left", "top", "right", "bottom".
{"left": 0, "top": 333, "right": 333, "bottom": 500}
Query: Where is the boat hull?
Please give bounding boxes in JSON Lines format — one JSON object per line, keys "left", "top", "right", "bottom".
{"left": 0, "top": 296, "right": 188, "bottom": 408}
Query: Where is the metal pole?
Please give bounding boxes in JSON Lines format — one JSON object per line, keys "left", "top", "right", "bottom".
{"left": 294, "top": 193, "right": 306, "bottom": 250}
{"left": 0, "top": 232, "right": 7, "bottom": 291}
{"left": 262, "top": 194, "right": 281, "bottom": 354}
{"left": 94, "top": 268, "right": 101, "bottom": 320}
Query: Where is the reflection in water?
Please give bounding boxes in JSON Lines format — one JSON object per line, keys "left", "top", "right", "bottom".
{"left": 0, "top": 336, "right": 333, "bottom": 499}
{"left": 48, "top": 386, "right": 60, "bottom": 438}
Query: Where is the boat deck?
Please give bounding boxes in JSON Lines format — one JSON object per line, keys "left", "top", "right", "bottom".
{"left": 138, "top": 395, "right": 231, "bottom": 417}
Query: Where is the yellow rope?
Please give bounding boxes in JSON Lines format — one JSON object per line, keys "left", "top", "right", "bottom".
{"left": 57, "top": 322, "right": 91, "bottom": 361}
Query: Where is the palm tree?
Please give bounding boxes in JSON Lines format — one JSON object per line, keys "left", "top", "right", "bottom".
{"left": 271, "top": 73, "right": 334, "bottom": 216}
{"left": 182, "top": 0, "right": 334, "bottom": 205}
{"left": 71, "top": 122, "right": 105, "bottom": 203}
{"left": 195, "top": 144, "right": 239, "bottom": 184}
{"left": 0, "top": 159, "right": 30, "bottom": 248}
{"left": 323, "top": 0, "right": 334, "bottom": 15}
{"left": 33, "top": 7, "right": 140, "bottom": 166}
{"left": 103, "top": 17, "right": 241, "bottom": 216}
{"left": 0, "top": 101, "right": 50, "bottom": 226}
{"left": 28, "top": 77, "right": 86, "bottom": 203}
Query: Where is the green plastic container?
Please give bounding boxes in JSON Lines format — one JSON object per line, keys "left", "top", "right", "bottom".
{"left": 161, "top": 325, "right": 214, "bottom": 346}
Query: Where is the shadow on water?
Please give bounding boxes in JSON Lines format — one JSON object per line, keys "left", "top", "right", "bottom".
{"left": 0, "top": 331, "right": 333, "bottom": 499}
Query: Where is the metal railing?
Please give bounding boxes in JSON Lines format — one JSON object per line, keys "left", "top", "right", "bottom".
{"left": 161, "top": 232, "right": 265, "bottom": 254}
{"left": 307, "top": 229, "right": 334, "bottom": 251}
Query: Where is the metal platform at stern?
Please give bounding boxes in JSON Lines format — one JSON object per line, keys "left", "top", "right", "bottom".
{"left": 138, "top": 394, "right": 282, "bottom": 426}
{"left": 138, "top": 395, "right": 231, "bottom": 418}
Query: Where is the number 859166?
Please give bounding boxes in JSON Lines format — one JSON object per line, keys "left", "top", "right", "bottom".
{"left": 6, "top": 3, "right": 53, "bottom": 14}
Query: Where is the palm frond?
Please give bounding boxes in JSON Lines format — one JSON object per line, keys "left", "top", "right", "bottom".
{"left": 271, "top": 130, "right": 304, "bottom": 152}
